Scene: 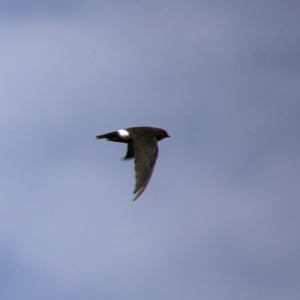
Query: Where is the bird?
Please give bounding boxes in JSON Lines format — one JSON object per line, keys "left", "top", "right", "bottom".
{"left": 96, "top": 126, "right": 170, "bottom": 200}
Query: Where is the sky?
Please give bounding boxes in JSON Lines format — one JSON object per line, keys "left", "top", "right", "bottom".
{"left": 1, "top": 1, "right": 300, "bottom": 299}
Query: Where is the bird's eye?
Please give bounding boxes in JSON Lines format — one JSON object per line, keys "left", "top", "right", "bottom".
{"left": 161, "top": 130, "right": 165, "bottom": 134}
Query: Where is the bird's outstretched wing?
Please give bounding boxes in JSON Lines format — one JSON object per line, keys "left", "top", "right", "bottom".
{"left": 123, "top": 142, "right": 135, "bottom": 160}
{"left": 130, "top": 132, "right": 159, "bottom": 200}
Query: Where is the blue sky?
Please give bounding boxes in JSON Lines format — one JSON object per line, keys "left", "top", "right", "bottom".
{"left": 1, "top": 1, "right": 300, "bottom": 299}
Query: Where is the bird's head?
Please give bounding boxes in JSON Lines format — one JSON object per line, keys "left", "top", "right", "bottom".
{"left": 155, "top": 128, "right": 170, "bottom": 141}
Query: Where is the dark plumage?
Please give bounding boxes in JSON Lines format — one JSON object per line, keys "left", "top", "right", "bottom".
{"left": 96, "top": 126, "right": 170, "bottom": 200}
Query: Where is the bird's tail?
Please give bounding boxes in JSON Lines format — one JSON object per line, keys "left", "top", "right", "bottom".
{"left": 95, "top": 131, "right": 119, "bottom": 141}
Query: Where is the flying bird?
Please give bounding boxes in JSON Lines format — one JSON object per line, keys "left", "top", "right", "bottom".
{"left": 96, "top": 126, "right": 170, "bottom": 200}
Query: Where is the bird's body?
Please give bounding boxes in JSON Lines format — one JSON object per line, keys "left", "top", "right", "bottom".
{"left": 96, "top": 126, "right": 170, "bottom": 200}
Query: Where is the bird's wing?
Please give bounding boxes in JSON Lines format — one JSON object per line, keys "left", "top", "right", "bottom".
{"left": 123, "top": 142, "right": 135, "bottom": 160}
{"left": 130, "top": 133, "right": 158, "bottom": 200}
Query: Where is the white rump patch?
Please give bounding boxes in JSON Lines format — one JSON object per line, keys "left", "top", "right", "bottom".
{"left": 118, "top": 129, "right": 130, "bottom": 138}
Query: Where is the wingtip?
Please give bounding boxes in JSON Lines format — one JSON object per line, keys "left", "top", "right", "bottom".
{"left": 132, "top": 190, "right": 140, "bottom": 201}
{"left": 132, "top": 187, "right": 145, "bottom": 201}
{"left": 132, "top": 194, "right": 139, "bottom": 201}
